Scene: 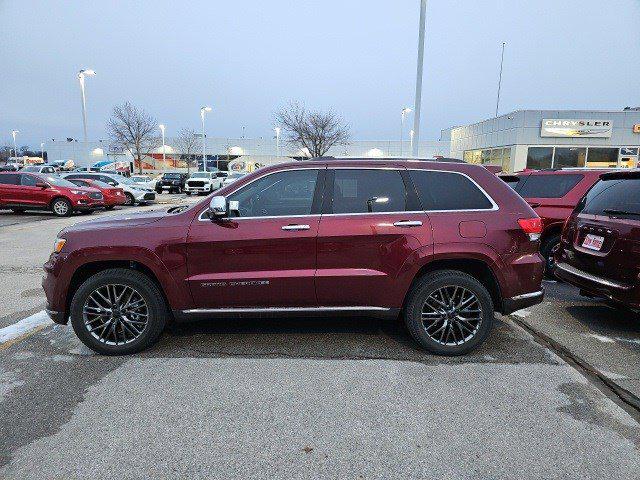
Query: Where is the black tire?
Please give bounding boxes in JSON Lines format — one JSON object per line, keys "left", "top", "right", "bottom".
{"left": 11, "top": 208, "right": 25, "bottom": 214}
{"left": 124, "top": 192, "right": 135, "bottom": 206}
{"left": 185, "top": 191, "right": 191, "bottom": 196}
{"left": 155, "top": 187, "right": 162, "bottom": 194}
{"left": 403, "top": 270, "right": 494, "bottom": 356}
{"left": 70, "top": 268, "right": 168, "bottom": 355}
{"left": 51, "top": 197, "right": 72, "bottom": 217}
{"left": 541, "top": 234, "right": 560, "bottom": 278}
{"left": 105, "top": 206, "right": 114, "bottom": 210}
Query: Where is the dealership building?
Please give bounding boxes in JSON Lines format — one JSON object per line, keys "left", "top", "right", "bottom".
{"left": 442, "top": 109, "right": 640, "bottom": 172}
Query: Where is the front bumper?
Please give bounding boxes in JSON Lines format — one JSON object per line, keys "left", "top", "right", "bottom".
{"left": 502, "top": 289, "right": 544, "bottom": 315}
{"left": 185, "top": 185, "right": 212, "bottom": 193}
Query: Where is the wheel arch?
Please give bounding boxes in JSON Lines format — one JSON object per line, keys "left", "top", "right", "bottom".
{"left": 64, "top": 260, "right": 173, "bottom": 323}
{"left": 48, "top": 195, "right": 71, "bottom": 209}
{"left": 403, "top": 257, "right": 503, "bottom": 313}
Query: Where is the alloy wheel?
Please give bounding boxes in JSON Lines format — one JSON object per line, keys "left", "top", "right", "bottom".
{"left": 53, "top": 199, "right": 69, "bottom": 216}
{"left": 82, "top": 284, "right": 149, "bottom": 345}
{"left": 420, "top": 285, "right": 482, "bottom": 346}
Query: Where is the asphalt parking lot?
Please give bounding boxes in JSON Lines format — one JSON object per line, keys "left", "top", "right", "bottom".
{"left": 0, "top": 200, "right": 639, "bottom": 479}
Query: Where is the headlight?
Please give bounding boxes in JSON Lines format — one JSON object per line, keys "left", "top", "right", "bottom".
{"left": 53, "top": 238, "right": 66, "bottom": 253}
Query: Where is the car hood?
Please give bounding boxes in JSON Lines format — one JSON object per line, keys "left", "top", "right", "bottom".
{"left": 61, "top": 210, "right": 166, "bottom": 233}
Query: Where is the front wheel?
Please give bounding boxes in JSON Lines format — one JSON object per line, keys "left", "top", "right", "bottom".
{"left": 69, "top": 268, "right": 168, "bottom": 355}
{"left": 124, "top": 192, "right": 135, "bottom": 206}
{"left": 51, "top": 198, "right": 72, "bottom": 217}
{"left": 403, "top": 270, "right": 494, "bottom": 355}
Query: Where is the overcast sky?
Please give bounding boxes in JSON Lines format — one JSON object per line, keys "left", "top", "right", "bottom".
{"left": 1, "top": 0, "right": 639, "bottom": 147}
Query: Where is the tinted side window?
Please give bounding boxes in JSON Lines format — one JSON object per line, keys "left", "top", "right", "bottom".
{"left": 69, "top": 179, "right": 89, "bottom": 187}
{"left": 517, "top": 174, "right": 583, "bottom": 198}
{"left": 330, "top": 169, "right": 406, "bottom": 214}
{"left": 578, "top": 179, "right": 640, "bottom": 218}
{"left": 99, "top": 176, "right": 118, "bottom": 185}
{"left": 20, "top": 174, "right": 38, "bottom": 187}
{"left": 0, "top": 174, "right": 19, "bottom": 185}
{"left": 409, "top": 170, "right": 493, "bottom": 211}
{"left": 227, "top": 169, "right": 319, "bottom": 217}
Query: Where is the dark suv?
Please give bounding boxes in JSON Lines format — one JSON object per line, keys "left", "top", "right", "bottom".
{"left": 555, "top": 171, "right": 640, "bottom": 312}
{"left": 43, "top": 159, "right": 544, "bottom": 355}
{"left": 501, "top": 168, "right": 612, "bottom": 274}
{"left": 156, "top": 172, "right": 188, "bottom": 193}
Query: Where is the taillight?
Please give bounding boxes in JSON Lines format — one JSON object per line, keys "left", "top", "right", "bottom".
{"left": 518, "top": 217, "right": 542, "bottom": 241}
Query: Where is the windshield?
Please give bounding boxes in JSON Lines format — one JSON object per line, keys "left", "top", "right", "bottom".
{"left": 228, "top": 173, "right": 244, "bottom": 179}
{"left": 190, "top": 173, "right": 210, "bottom": 179}
{"left": 163, "top": 173, "right": 181, "bottom": 178}
{"left": 131, "top": 176, "right": 148, "bottom": 182}
{"left": 22, "top": 166, "right": 40, "bottom": 172}
{"left": 41, "top": 175, "right": 78, "bottom": 188}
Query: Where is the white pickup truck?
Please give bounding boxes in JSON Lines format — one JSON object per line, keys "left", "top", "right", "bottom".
{"left": 184, "top": 171, "right": 228, "bottom": 195}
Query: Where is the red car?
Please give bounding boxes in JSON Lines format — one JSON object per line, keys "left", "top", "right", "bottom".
{"left": 500, "top": 168, "right": 613, "bottom": 274}
{"left": 66, "top": 178, "right": 126, "bottom": 209}
{"left": 0, "top": 172, "right": 104, "bottom": 216}
{"left": 555, "top": 171, "right": 640, "bottom": 312}
{"left": 43, "top": 159, "right": 544, "bottom": 355}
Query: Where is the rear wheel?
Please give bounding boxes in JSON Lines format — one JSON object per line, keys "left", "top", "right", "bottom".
{"left": 541, "top": 234, "right": 560, "bottom": 278}
{"left": 124, "top": 192, "right": 135, "bottom": 206}
{"left": 51, "top": 198, "right": 72, "bottom": 217}
{"left": 105, "top": 206, "right": 114, "bottom": 210}
{"left": 403, "top": 270, "right": 494, "bottom": 355}
{"left": 10, "top": 208, "right": 25, "bottom": 214}
{"left": 70, "top": 268, "right": 168, "bottom": 355}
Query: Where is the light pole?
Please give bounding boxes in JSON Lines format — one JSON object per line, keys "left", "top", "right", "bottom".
{"left": 40, "top": 142, "right": 44, "bottom": 162}
{"left": 409, "top": 130, "right": 415, "bottom": 156}
{"left": 77, "top": 69, "right": 96, "bottom": 143}
{"left": 495, "top": 42, "right": 506, "bottom": 117}
{"left": 200, "top": 106, "right": 212, "bottom": 171}
{"left": 11, "top": 130, "right": 19, "bottom": 161}
{"left": 412, "top": 0, "right": 427, "bottom": 157}
{"left": 274, "top": 127, "right": 281, "bottom": 157}
{"left": 159, "top": 124, "right": 166, "bottom": 170}
{"left": 400, "top": 107, "right": 412, "bottom": 157}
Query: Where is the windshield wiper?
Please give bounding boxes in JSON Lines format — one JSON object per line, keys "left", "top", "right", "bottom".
{"left": 603, "top": 209, "right": 640, "bottom": 217}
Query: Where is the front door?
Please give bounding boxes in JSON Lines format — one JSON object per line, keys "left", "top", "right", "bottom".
{"left": 187, "top": 168, "right": 324, "bottom": 308}
{"left": 316, "top": 167, "right": 433, "bottom": 308}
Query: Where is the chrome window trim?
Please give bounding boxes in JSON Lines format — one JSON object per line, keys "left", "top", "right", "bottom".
{"left": 197, "top": 165, "right": 499, "bottom": 221}
{"left": 182, "top": 306, "right": 391, "bottom": 314}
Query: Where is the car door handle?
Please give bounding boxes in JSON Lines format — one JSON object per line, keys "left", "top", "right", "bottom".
{"left": 393, "top": 220, "right": 423, "bottom": 227}
{"left": 281, "top": 224, "right": 311, "bottom": 231}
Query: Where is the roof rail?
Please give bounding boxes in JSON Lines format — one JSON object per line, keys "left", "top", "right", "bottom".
{"left": 321, "top": 156, "right": 465, "bottom": 164}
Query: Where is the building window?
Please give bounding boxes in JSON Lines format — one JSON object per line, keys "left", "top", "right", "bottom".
{"left": 554, "top": 147, "right": 586, "bottom": 168}
{"left": 526, "top": 147, "right": 553, "bottom": 169}
{"left": 501, "top": 147, "right": 511, "bottom": 171}
{"left": 463, "top": 147, "right": 511, "bottom": 171}
{"left": 587, "top": 147, "right": 618, "bottom": 168}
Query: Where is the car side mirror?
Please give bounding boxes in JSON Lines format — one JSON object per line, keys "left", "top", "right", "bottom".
{"left": 35, "top": 182, "right": 49, "bottom": 189}
{"left": 208, "top": 196, "right": 239, "bottom": 220}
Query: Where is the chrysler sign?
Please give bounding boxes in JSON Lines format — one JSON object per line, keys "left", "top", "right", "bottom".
{"left": 540, "top": 119, "right": 613, "bottom": 138}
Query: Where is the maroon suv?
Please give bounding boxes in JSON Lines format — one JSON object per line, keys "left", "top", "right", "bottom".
{"left": 555, "top": 171, "right": 640, "bottom": 312}
{"left": 501, "top": 168, "right": 612, "bottom": 274}
{"left": 43, "top": 159, "right": 544, "bottom": 355}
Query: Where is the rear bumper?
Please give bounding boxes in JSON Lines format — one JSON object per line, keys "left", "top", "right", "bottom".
{"left": 502, "top": 289, "right": 544, "bottom": 315}
{"left": 555, "top": 262, "right": 639, "bottom": 308}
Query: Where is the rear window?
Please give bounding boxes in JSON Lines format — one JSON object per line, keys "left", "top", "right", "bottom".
{"left": 516, "top": 174, "right": 583, "bottom": 198}
{"left": 409, "top": 170, "right": 494, "bottom": 211}
{"left": 0, "top": 174, "right": 19, "bottom": 185}
{"left": 500, "top": 175, "right": 521, "bottom": 190}
{"left": 577, "top": 178, "right": 640, "bottom": 219}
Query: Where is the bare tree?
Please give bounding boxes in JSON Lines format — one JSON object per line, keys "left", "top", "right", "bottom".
{"left": 175, "top": 128, "right": 199, "bottom": 175}
{"left": 275, "top": 102, "right": 350, "bottom": 158}
{"left": 107, "top": 102, "right": 159, "bottom": 173}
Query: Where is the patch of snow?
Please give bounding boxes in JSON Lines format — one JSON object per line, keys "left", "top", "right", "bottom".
{"left": 586, "top": 333, "right": 616, "bottom": 344}
{"left": 511, "top": 309, "right": 531, "bottom": 318}
{"left": 0, "top": 311, "right": 52, "bottom": 345}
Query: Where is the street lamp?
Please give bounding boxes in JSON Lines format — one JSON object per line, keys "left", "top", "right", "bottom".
{"left": 412, "top": 0, "right": 427, "bottom": 157}
{"left": 40, "top": 142, "right": 45, "bottom": 162}
{"left": 159, "top": 124, "right": 166, "bottom": 169}
{"left": 11, "top": 130, "right": 19, "bottom": 161}
{"left": 400, "top": 107, "right": 412, "bottom": 157}
{"left": 77, "top": 69, "right": 96, "bottom": 144}
{"left": 274, "top": 127, "right": 281, "bottom": 157}
{"left": 200, "top": 106, "right": 212, "bottom": 171}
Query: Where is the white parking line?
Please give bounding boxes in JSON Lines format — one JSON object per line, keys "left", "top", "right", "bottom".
{"left": 0, "top": 311, "right": 52, "bottom": 346}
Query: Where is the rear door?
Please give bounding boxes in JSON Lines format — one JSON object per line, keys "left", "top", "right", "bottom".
{"left": 570, "top": 176, "right": 640, "bottom": 287}
{"left": 315, "top": 167, "right": 432, "bottom": 308}
{"left": 0, "top": 174, "right": 21, "bottom": 204}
